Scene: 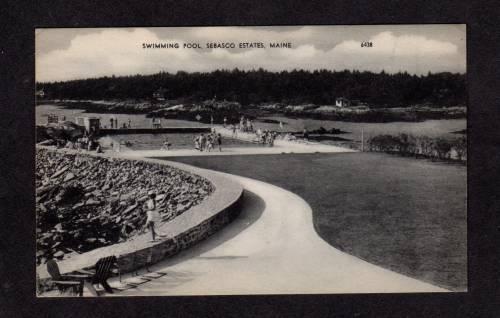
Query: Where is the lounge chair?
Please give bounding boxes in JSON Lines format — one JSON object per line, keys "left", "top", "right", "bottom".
{"left": 77, "top": 256, "right": 117, "bottom": 294}
{"left": 46, "top": 259, "right": 91, "bottom": 296}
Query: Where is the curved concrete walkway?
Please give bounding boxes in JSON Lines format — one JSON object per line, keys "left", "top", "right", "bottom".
{"left": 118, "top": 142, "right": 355, "bottom": 158}
{"left": 103, "top": 168, "right": 447, "bottom": 295}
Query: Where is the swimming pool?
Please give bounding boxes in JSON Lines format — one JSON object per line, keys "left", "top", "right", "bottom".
{"left": 101, "top": 133, "right": 255, "bottom": 151}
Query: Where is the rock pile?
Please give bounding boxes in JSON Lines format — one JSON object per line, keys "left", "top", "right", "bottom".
{"left": 36, "top": 122, "right": 85, "bottom": 143}
{"left": 36, "top": 148, "right": 214, "bottom": 265}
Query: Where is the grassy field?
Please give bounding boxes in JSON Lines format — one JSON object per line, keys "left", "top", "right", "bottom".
{"left": 162, "top": 152, "right": 467, "bottom": 291}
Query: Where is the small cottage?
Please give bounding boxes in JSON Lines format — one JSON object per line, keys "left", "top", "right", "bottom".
{"left": 335, "top": 97, "right": 351, "bottom": 107}
{"left": 75, "top": 116, "right": 101, "bottom": 134}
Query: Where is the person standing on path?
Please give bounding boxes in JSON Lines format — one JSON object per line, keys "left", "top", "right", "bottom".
{"left": 145, "top": 191, "right": 163, "bottom": 242}
{"left": 206, "top": 134, "right": 213, "bottom": 152}
{"left": 232, "top": 124, "right": 237, "bottom": 138}
{"left": 217, "top": 133, "right": 222, "bottom": 152}
{"left": 200, "top": 134, "right": 206, "bottom": 152}
{"left": 194, "top": 135, "right": 200, "bottom": 150}
{"left": 162, "top": 137, "right": 171, "bottom": 150}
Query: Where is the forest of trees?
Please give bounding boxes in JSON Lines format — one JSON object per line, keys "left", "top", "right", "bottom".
{"left": 38, "top": 69, "right": 466, "bottom": 108}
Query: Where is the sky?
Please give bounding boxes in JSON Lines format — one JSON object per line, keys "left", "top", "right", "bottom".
{"left": 36, "top": 25, "right": 466, "bottom": 82}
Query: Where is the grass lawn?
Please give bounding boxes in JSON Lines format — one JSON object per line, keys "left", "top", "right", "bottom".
{"left": 160, "top": 152, "right": 467, "bottom": 291}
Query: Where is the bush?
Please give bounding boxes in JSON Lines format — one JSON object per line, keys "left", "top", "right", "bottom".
{"left": 367, "top": 134, "right": 466, "bottom": 163}
{"left": 454, "top": 136, "right": 467, "bottom": 161}
{"left": 434, "top": 138, "right": 453, "bottom": 160}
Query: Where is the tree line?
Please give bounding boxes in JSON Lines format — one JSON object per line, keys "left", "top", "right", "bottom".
{"left": 38, "top": 69, "right": 466, "bottom": 108}
{"left": 367, "top": 134, "right": 467, "bottom": 162}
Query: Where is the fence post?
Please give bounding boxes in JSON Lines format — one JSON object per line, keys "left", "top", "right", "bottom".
{"left": 361, "top": 129, "right": 364, "bottom": 152}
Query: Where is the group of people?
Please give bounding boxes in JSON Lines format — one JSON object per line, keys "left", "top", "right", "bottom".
{"left": 239, "top": 116, "right": 254, "bottom": 133}
{"left": 255, "top": 129, "right": 277, "bottom": 146}
{"left": 62, "top": 134, "right": 102, "bottom": 153}
{"left": 223, "top": 116, "right": 255, "bottom": 133}
{"left": 151, "top": 118, "right": 162, "bottom": 129}
{"left": 106, "top": 117, "right": 131, "bottom": 129}
{"left": 222, "top": 115, "right": 291, "bottom": 147}
{"left": 194, "top": 132, "right": 222, "bottom": 152}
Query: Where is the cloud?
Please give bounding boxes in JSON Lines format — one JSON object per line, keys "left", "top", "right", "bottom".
{"left": 36, "top": 27, "right": 465, "bottom": 82}
{"left": 37, "top": 29, "right": 202, "bottom": 81}
{"left": 325, "top": 31, "right": 463, "bottom": 74}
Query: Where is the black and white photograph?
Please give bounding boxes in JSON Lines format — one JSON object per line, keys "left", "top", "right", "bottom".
{"left": 34, "top": 25, "right": 467, "bottom": 296}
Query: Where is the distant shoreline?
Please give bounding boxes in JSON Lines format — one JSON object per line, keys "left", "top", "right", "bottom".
{"left": 36, "top": 99, "right": 467, "bottom": 124}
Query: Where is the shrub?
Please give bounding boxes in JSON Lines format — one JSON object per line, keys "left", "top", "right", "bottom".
{"left": 434, "top": 138, "right": 453, "bottom": 160}
{"left": 454, "top": 136, "right": 467, "bottom": 161}
{"left": 367, "top": 133, "right": 466, "bottom": 163}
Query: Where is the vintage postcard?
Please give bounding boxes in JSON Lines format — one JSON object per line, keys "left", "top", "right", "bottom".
{"left": 35, "top": 25, "right": 466, "bottom": 296}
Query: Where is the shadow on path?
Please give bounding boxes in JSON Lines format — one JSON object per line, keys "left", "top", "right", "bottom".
{"left": 148, "top": 189, "right": 265, "bottom": 270}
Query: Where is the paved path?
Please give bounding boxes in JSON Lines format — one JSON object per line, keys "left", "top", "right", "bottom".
{"left": 100, "top": 169, "right": 446, "bottom": 295}
{"left": 120, "top": 146, "right": 353, "bottom": 158}
{"left": 117, "top": 141, "right": 355, "bottom": 158}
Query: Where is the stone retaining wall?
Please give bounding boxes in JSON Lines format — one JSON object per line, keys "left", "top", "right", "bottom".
{"left": 116, "top": 195, "right": 242, "bottom": 273}
{"left": 37, "top": 148, "right": 244, "bottom": 289}
{"left": 36, "top": 148, "right": 214, "bottom": 264}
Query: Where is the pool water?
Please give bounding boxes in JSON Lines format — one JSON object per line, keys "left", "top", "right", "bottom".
{"left": 36, "top": 104, "right": 207, "bottom": 129}
{"left": 103, "top": 133, "right": 255, "bottom": 151}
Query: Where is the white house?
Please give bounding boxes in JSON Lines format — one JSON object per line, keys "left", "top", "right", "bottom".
{"left": 335, "top": 97, "right": 351, "bottom": 107}
{"left": 75, "top": 116, "right": 101, "bottom": 134}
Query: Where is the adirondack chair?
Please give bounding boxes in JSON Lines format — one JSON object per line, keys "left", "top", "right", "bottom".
{"left": 46, "top": 259, "right": 88, "bottom": 296}
{"left": 77, "top": 256, "right": 117, "bottom": 294}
